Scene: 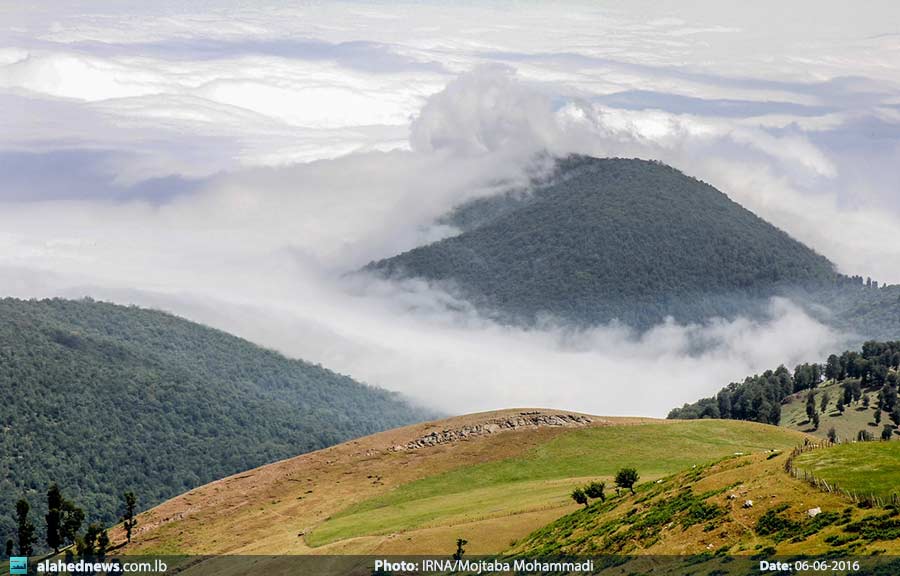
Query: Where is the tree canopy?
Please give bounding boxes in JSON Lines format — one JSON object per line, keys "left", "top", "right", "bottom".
{"left": 0, "top": 298, "right": 431, "bottom": 544}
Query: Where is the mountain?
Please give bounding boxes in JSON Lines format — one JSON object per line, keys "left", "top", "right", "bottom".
{"left": 367, "top": 156, "right": 841, "bottom": 328}
{"left": 0, "top": 298, "right": 431, "bottom": 543}
{"left": 668, "top": 340, "right": 900, "bottom": 442}
{"left": 113, "top": 409, "right": 806, "bottom": 560}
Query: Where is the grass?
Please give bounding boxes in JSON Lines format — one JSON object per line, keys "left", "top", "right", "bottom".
{"left": 308, "top": 420, "right": 806, "bottom": 546}
{"left": 780, "top": 380, "right": 887, "bottom": 442}
{"left": 792, "top": 441, "right": 900, "bottom": 501}
{"left": 510, "top": 447, "right": 900, "bottom": 558}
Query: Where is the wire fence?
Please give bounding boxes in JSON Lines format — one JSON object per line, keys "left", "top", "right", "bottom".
{"left": 783, "top": 441, "right": 900, "bottom": 509}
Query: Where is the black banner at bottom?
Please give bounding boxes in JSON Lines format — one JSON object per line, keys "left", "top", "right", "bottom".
{"left": 5, "top": 554, "right": 900, "bottom": 576}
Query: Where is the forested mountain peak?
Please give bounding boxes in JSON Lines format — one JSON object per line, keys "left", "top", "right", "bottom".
{"left": 368, "top": 155, "right": 840, "bottom": 328}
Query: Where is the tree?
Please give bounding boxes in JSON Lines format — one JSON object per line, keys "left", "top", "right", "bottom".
{"left": 122, "top": 492, "right": 138, "bottom": 544}
{"left": 825, "top": 354, "right": 841, "bottom": 381}
{"left": 820, "top": 392, "right": 830, "bottom": 413}
{"left": 811, "top": 411, "right": 820, "bottom": 431}
{"left": 615, "top": 468, "right": 640, "bottom": 495}
{"left": 452, "top": 538, "right": 467, "bottom": 561}
{"left": 46, "top": 484, "right": 63, "bottom": 553}
{"left": 827, "top": 427, "right": 838, "bottom": 443}
{"left": 97, "top": 529, "right": 110, "bottom": 560}
{"left": 863, "top": 395, "right": 871, "bottom": 409}
{"left": 805, "top": 392, "right": 816, "bottom": 422}
{"left": 15, "top": 499, "right": 37, "bottom": 557}
{"left": 5, "top": 538, "right": 13, "bottom": 558}
{"left": 882, "top": 425, "right": 894, "bottom": 441}
{"left": 875, "top": 409, "right": 882, "bottom": 425}
{"left": 585, "top": 481, "right": 606, "bottom": 502}
{"left": 571, "top": 487, "right": 588, "bottom": 508}
{"left": 77, "top": 523, "right": 105, "bottom": 559}
{"left": 836, "top": 397, "right": 845, "bottom": 413}
{"left": 60, "top": 500, "right": 84, "bottom": 547}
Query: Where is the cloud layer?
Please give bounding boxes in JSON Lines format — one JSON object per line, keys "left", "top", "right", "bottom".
{"left": 2, "top": 1, "right": 899, "bottom": 415}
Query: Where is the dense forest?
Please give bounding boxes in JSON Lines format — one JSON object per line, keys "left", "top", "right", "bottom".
{"left": 668, "top": 341, "right": 900, "bottom": 435}
{"left": 367, "top": 156, "right": 841, "bottom": 328}
{"left": 0, "top": 298, "right": 431, "bottom": 545}
{"left": 368, "top": 156, "right": 900, "bottom": 339}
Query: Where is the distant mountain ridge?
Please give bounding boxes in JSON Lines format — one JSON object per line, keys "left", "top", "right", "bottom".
{"left": 0, "top": 298, "right": 431, "bottom": 543}
{"left": 368, "top": 156, "right": 841, "bottom": 328}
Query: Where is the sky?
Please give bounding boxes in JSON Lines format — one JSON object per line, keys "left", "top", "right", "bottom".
{"left": 1, "top": 1, "right": 899, "bottom": 416}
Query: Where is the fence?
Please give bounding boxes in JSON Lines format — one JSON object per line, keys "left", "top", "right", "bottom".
{"left": 783, "top": 441, "right": 900, "bottom": 509}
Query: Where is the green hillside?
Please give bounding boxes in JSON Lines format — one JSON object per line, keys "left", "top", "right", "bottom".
{"left": 511, "top": 446, "right": 900, "bottom": 559}
{"left": 368, "top": 156, "right": 839, "bottom": 328}
{"left": 793, "top": 442, "right": 900, "bottom": 502}
{"left": 669, "top": 340, "right": 900, "bottom": 441}
{"left": 0, "top": 298, "right": 430, "bottom": 545}
{"left": 308, "top": 420, "right": 806, "bottom": 548}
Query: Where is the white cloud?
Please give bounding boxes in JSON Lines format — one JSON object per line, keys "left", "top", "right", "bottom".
{"left": 2, "top": 1, "right": 900, "bottom": 417}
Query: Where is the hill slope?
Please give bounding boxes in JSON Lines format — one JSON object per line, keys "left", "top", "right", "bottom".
{"left": 367, "top": 156, "right": 839, "bottom": 328}
{"left": 114, "top": 410, "right": 808, "bottom": 559}
{"left": 669, "top": 340, "right": 900, "bottom": 441}
{"left": 0, "top": 298, "right": 430, "bottom": 543}
{"left": 511, "top": 443, "right": 900, "bottom": 560}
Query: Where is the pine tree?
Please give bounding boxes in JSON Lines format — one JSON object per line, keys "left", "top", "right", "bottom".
{"left": 15, "top": 499, "right": 37, "bottom": 556}
{"left": 97, "top": 529, "right": 110, "bottom": 560}
{"left": 122, "top": 492, "right": 138, "bottom": 544}
{"left": 820, "top": 392, "right": 830, "bottom": 412}
{"left": 805, "top": 392, "right": 817, "bottom": 422}
{"left": 60, "top": 500, "right": 84, "bottom": 548}
{"left": 46, "top": 484, "right": 63, "bottom": 553}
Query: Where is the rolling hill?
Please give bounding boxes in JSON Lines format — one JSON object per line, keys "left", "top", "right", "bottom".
{"left": 113, "top": 409, "right": 809, "bottom": 562}
{"left": 367, "top": 155, "right": 900, "bottom": 338}
{"left": 0, "top": 298, "right": 431, "bottom": 545}
{"left": 511, "top": 441, "right": 900, "bottom": 559}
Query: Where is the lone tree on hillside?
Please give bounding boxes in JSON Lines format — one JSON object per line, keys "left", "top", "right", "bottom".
{"left": 15, "top": 498, "right": 37, "bottom": 556}
{"left": 615, "top": 468, "right": 640, "bottom": 495}
{"left": 875, "top": 409, "right": 882, "bottom": 425}
{"left": 882, "top": 425, "right": 895, "bottom": 441}
{"left": 453, "top": 538, "right": 468, "bottom": 561}
{"left": 812, "top": 411, "right": 820, "bottom": 431}
{"left": 585, "top": 481, "right": 606, "bottom": 502}
{"left": 122, "top": 492, "right": 138, "bottom": 544}
{"left": 827, "top": 427, "right": 838, "bottom": 443}
{"left": 820, "top": 392, "right": 830, "bottom": 413}
{"left": 571, "top": 487, "right": 588, "bottom": 508}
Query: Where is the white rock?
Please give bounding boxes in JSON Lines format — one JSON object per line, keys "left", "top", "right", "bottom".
{"left": 743, "top": 500, "right": 754, "bottom": 508}
{"left": 807, "top": 507, "right": 822, "bottom": 518}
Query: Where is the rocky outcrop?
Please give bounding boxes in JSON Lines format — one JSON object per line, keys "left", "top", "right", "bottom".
{"left": 390, "top": 411, "right": 593, "bottom": 451}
